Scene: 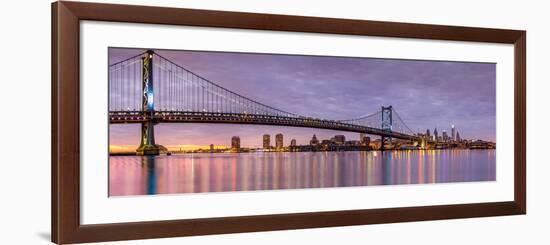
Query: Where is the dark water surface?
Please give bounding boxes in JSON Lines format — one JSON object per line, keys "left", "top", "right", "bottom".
{"left": 109, "top": 150, "right": 496, "bottom": 196}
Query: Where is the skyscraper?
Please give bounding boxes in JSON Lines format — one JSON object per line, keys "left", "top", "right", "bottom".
{"left": 434, "top": 128, "right": 439, "bottom": 142}
{"left": 426, "top": 129, "right": 431, "bottom": 138}
{"left": 456, "top": 131, "right": 461, "bottom": 142}
{"left": 263, "top": 134, "right": 270, "bottom": 150}
{"left": 231, "top": 136, "right": 240, "bottom": 150}
{"left": 275, "top": 133, "right": 283, "bottom": 150}
{"left": 451, "top": 124, "right": 456, "bottom": 142}
{"left": 442, "top": 130, "right": 448, "bottom": 142}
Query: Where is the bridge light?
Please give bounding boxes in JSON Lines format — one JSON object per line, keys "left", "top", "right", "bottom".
{"left": 147, "top": 92, "right": 154, "bottom": 110}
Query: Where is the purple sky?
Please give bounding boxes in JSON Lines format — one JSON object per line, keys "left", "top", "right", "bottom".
{"left": 109, "top": 48, "right": 496, "bottom": 148}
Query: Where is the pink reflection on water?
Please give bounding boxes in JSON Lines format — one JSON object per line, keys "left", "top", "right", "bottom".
{"left": 109, "top": 150, "right": 496, "bottom": 197}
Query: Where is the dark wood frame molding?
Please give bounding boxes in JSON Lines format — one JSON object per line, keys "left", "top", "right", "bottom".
{"left": 52, "top": 1, "right": 526, "bottom": 244}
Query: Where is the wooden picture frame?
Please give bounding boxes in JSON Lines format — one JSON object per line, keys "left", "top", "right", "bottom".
{"left": 52, "top": 1, "right": 526, "bottom": 244}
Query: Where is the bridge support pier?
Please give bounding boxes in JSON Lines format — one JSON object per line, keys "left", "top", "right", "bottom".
{"left": 380, "top": 106, "right": 393, "bottom": 151}
{"left": 136, "top": 50, "right": 160, "bottom": 156}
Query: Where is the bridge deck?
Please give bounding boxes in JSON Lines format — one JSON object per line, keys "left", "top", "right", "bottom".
{"left": 109, "top": 111, "right": 419, "bottom": 141}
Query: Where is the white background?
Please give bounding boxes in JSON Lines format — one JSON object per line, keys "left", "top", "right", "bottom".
{"left": 1, "top": 0, "right": 548, "bottom": 244}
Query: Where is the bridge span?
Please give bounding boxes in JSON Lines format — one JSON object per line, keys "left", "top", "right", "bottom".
{"left": 109, "top": 50, "right": 421, "bottom": 155}
{"left": 110, "top": 111, "right": 419, "bottom": 141}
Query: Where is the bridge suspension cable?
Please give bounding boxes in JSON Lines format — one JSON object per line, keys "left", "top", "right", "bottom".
{"left": 152, "top": 53, "right": 302, "bottom": 118}
{"left": 336, "top": 111, "right": 382, "bottom": 128}
{"left": 109, "top": 53, "right": 146, "bottom": 112}
{"left": 391, "top": 108, "right": 415, "bottom": 135}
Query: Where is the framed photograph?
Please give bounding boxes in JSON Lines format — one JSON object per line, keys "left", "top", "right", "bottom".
{"left": 52, "top": 1, "right": 526, "bottom": 244}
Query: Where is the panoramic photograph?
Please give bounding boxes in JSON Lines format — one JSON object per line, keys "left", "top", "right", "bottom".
{"left": 108, "top": 48, "right": 496, "bottom": 197}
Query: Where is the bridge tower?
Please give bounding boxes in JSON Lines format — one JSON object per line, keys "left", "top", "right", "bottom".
{"left": 136, "top": 50, "right": 160, "bottom": 155}
{"left": 380, "top": 106, "right": 393, "bottom": 151}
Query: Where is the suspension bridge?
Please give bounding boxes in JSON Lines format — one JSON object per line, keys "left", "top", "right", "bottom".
{"left": 109, "top": 50, "right": 422, "bottom": 155}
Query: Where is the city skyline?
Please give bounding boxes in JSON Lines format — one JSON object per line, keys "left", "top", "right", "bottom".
{"left": 110, "top": 119, "right": 484, "bottom": 150}
{"left": 109, "top": 48, "right": 496, "bottom": 148}
{"left": 110, "top": 124, "right": 486, "bottom": 153}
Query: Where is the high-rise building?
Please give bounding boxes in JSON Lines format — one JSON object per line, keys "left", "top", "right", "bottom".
{"left": 263, "top": 134, "right": 270, "bottom": 150}
{"left": 275, "top": 133, "right": 283, "bottom": 150}
{"left": 334, "top": 135, "right": 346, "bottom": 145}
{"left": 451, "top": 124, "right": 456, "bottom": 142}
{"left": 231, "top": 136, "right": 240, "bottom": 150}
{"left": 442, "top": 130, "right": 448, "bottom": 142}
{"left": 456, "top": 131, "right": 461, "bottom": 142}
{"left": 426, "top": 129, "right": 431, "bottom": 138}
{"left": 434, "top": 128, "right": 439, "bottom": 142}
{"left": 290, "top": 139, "right": 296, "bottom": 147}
{"left": 210, "top": 144, "right": 214, "bottom": 152}
{"left": 310, "top": 134, "right": 319, "bottom": 145}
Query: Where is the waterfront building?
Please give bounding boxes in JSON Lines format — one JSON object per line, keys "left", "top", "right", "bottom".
{"left": 263, "top": 134, "right": 271, "bottom": 150}
{"left": 310, "top": 134, "right": 319, "bottom": 145}
{"left": 434, "top": 128, "right": 439, "bottom": 142}
{"left": 290, "top": 139, "right": 297, "bottom": 152}
{"left": 321, "top": 139, "right": 335, "bottom": 151}
{"left": 456, "top": 131, "right": 461, "bottom": 142}
{"left": 290, "top": 139, "right": 296, "bottom": 147}
{"left": 210, "top": 144, "right": 214, "bottom": 153}
{"left": 426, "top": 129, "right": 431, "bottom": 138}
{"left": 334, "top": 135, "right": 346, "bottom": 145}
{"left": 231, "top": 136, "right": 240, "bottom": 150}
{"left": 469, "top": 139, "right": 496, "bottom": 149}
{"left": 361, "top": 136, "right": 371, "bottom": 146}
{"left": 275, "top": 133, "right": 284, "bottom": 150}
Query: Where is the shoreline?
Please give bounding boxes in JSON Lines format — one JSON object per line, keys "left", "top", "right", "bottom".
{"left": 109, "top": 148, "right": 496, "bottom": 156}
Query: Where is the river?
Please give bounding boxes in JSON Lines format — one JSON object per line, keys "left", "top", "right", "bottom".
{"left": 109, "top": 149, "right": 496, "bottom": 196}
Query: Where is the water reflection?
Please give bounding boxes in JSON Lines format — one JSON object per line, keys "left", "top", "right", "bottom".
{"left": 109, "top": 150, "right": 496, "bottom": 196}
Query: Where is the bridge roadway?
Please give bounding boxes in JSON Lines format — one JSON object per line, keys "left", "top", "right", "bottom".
{"left": 109, "top": 111, "right": 420, "bottom": 141}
